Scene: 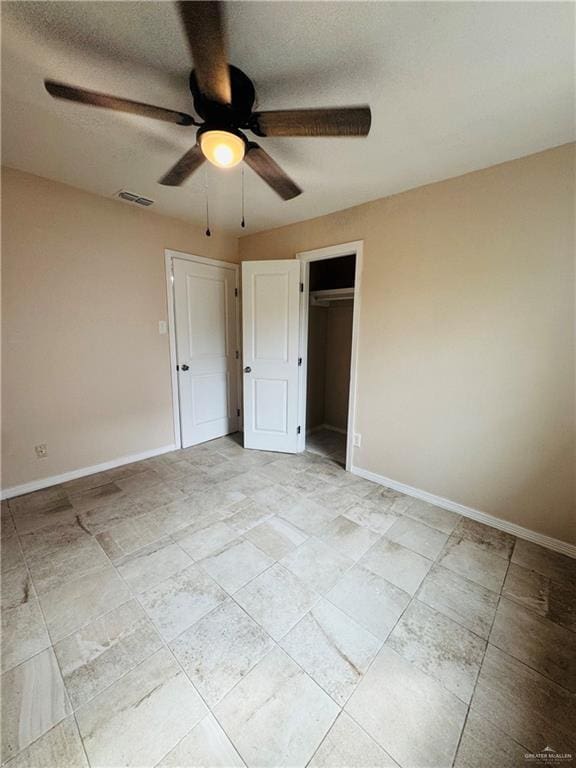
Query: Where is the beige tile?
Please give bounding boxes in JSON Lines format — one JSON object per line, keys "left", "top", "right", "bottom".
{"left": 281, "top": 599, "right": 381, "bottom": 705}
{"left": 115, "top": 468, "right": 163, "bottom": 494}
{"left": 77, "top": 495, "right": 142, "bottom": 535}
{"left": 502, "top": 562, "right": 576, "bottom": 632}
{"left": 1, "top": 506, "right": 16, "bottom": 539}
{"left": 139, "top": 564, "right": 227, "bottom": 641}
{"left": 1, "top": 561, "right": 34, "bottom": 610}
{"left": 174, "top": 520, "right": 239, "bottom": 560}
{"left": 25, "top": 535, "right": 110, "bottom": 595}
{"left": 170, "top": 599, "right": 274, "bottom": 706}
{"left": 116, "top": 537, "right": 192, "bottom": 593}
{"left": 345, "top": 646, "right": 467, "bottom": 768}
{"left": 280, "top": 537, "right": 353, "bottom": 594}
{"left": 320, "top": 515, "right": 381, "bottom": 561}
{"left": 19, "top": 517, "right": 91, "bottom": 560}
{"left": 245, "top": 516, "right": 308, "bottom": 560}
{"left": 4, "top": 716, "right": 88, "bottom": 768}
{"left": 472, "top": 644, "right": 576, "bottom": 754}
{"left": 8, "top": 486, "right": 68, "bottom": 515}
{"left": 199, "top": 538, "right": 274, "bottom": 594}
{"left": 157, "top": 714, "right": 246, "bottom": 768}
{"left": 308, "top": 712, "right": 399, "bottom": 768}
{"left": 214, "top": 646, "right": 338, "bottom": 768}
{"left": 76, "top": 648, "right": 207, "bottom": 768}
{"left": 2, "top": 598, "right": 51, "bottom": 672}
{"left": 225, "top": 498, "right": 275, "bottom": 534}
{"left": 418, "top": 565, "right": 498, "bottom": 639}
{"left": 96, "top": 511, "right": 168, "bottom": 561}
{"left": 366, "top": 485, "right": 410, "bottom": 511}
{"left": 454, "top": 710, "right": 529, "bottom": 768}
{"left": 1, "top": 648, "right": 71, "bottom": 763}
{"left": 69, "top": 482, "right": 124, "bottom": 513}
{"left": 343, "top": 499, "right": 397, "bottom": 535}
{"left": 39, "top": 566, "right": 131, "bottom": 642}
{"left": 454, "top": 518, "right": 515, "bottom": 559}
{"left": 312, "top": 486, "right": 359, "bottom": 513}
{"left": 385, "top": 516, "right": 448, "bottom": 560}
{"left": 154, "top": 498, "right": 209, "bottom": 535}
{"left": 490, "top": 597, "right": 576, "bottom": 691}
{"left": 361, "top": 538, "right": 432, "bottom": 595}
{"left": 512, "top": 539, "right": 576, "bottom": 585}
{"left": 54, "top": 599, "right": 162, "bottom": 708}
{"left": 11, "top": 502, "right": 76, "bottom": 536}
{"left": 1, "top": 537, "right": 25, "bottom": 575}
{"left": 387, "top": 599, "right": 486, "bottom": 703}
{"left": 234, "top": 563, "right": 319, "bottom": 640}
{"left": 401, "top": 498, "right": 460, "bottom": 534}
{"left": 277, "top": 496, "right": 339, "bottom": 536}
{"left": 438, "top": 534, "right": 508, "bottom": 593}
{"left": 327, "top": 564, "right": 410, "bottom": 640}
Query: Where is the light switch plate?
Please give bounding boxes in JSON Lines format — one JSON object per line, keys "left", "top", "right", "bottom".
{"left": 353, "top": 433, "right": 362, "bottom": 448}
{"left": 158, "top": 320, "right": 168, "bottom": 335}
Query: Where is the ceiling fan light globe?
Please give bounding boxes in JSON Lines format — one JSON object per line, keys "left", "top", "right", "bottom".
{"left": 200, "top": 130, "right": 245, "bottom": 168}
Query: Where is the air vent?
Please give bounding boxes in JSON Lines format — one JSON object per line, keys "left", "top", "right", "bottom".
{"left": 117, "top": 191, "right": 154, "bottom": 207}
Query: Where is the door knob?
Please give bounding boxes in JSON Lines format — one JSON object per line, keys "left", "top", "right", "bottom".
{"left": 244, "top": 366, "right": 252, "bottom": 373}
{"left": 180, "top": 364, "right": 189, "bottom": 371}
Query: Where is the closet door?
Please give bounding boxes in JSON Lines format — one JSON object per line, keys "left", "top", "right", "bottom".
{"left": 242, "top": 260, "right": 301, "bottom": 453}
{"left": 174, "top": 257, "right": 239, "bottom": 448}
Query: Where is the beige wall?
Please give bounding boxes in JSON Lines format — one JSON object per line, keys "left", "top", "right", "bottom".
{"left": 1, "top": 167, "right": 238, "bottom": 488}
{"left": 240, "top": 144, "right": 576, "bottom": 545}
{"left": 324, "top": 301, "right": 353, "bottom": 432}
{"left": 306, "top": 302, "right": 353, "bottom": 432}
{"left": 306, "top": 305, "right": 327, "bottom": 430}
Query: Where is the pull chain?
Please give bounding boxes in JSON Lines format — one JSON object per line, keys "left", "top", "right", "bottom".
{"left": 241, "top": 165, "right": 246, "bottom": 229}
{"left": 204, "top": 165, "right": 211, "bottom": 237}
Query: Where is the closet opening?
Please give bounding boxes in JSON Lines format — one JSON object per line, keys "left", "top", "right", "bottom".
{"left": 304, "top": 253, "right": 356, "bottom": 466}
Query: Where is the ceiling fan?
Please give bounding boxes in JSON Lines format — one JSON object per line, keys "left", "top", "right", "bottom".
{"left": 44, "top": 1, "right": 372, "bottom": 201}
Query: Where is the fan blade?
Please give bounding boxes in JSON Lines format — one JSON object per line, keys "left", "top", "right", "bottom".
{"left": 244, "top": 143, "right": 302, "bottom": 201}
{"left": 178, "top": 1, "right": 231, "bottom": 105}
{"left": 253, "top": 106, "right": 371, "bottom": 137}
{"left": 44, "top": 80, "right": 194, "bottom": 126}
{"left": 159, "top": 145, "right": 205, "bottom": 186}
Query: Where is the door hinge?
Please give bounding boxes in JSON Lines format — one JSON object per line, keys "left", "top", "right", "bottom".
{"left": 236, "top": 408, "right": 241, "bottom": 417}
{"left": 235, "top": 350, "right": 239, "bottom": 359}
{"left": 298, "top": 357, "right": 302, "bottom": 366}
{"left": 297, "top": 425, "right": 301, "bottom": 434}
{"left": 234, "top": 287, "right": 238, "bottom": 297}
{"left": 300, "top": 282, "right": 304, "bottom": 293}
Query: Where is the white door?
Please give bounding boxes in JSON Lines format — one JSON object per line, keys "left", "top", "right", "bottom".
{"left": 242, "top": 260, "right": 301, "bottom": 453}
{"left": 173, "top": 257, "right": 239, "bottom": 447}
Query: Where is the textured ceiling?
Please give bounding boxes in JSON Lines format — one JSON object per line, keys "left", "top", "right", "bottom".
{"left": 2, "top": 1, "right": 574, "bottom": 235}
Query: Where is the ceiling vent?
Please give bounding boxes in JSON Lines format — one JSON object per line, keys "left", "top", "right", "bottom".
{"left": 117, "top": 190, "right": 154, "bottom": 207}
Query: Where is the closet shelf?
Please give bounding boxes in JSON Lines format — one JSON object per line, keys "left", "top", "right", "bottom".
{"left": 310, "top": 287, "right": 355, "bottom": 306}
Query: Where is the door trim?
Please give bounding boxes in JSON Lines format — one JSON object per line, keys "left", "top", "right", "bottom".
{"left": 296, "top": 240, "right": 364, "bottom": 471}
{"left": 164, "top": 249, "right": 241, "bottom": 450}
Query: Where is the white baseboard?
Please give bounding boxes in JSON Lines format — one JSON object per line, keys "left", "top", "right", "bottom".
{"left": 351, "top": 465, "right": 576, "bottom": 560}
{"left": 1, "top": 444, "right": 177, "bottom": 500}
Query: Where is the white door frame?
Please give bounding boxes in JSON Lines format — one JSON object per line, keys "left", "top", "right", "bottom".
{"left": 296, "top": 241, "right": 363, "bottom": 471}
{"left": 164, "top": 249, "right": 241, "bottom": 449}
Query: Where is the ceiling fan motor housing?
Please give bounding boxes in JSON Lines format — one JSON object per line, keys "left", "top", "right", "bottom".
{"left": 189, "top": 64, "right": 255, "bottom": 133}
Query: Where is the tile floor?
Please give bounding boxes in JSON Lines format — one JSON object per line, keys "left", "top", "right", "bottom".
{"left": 305, "top": 429, "right": 347, "bottom": 464}
{"left": 1, "top": 433, "right": 575, "bottom": 768}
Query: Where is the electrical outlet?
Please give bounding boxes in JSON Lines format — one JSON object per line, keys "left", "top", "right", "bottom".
{"left": 35, "top": 443, "right": 48, "bottom": 458}
{"left": 353, "top": 433, "right": 362, "bottom": 448}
